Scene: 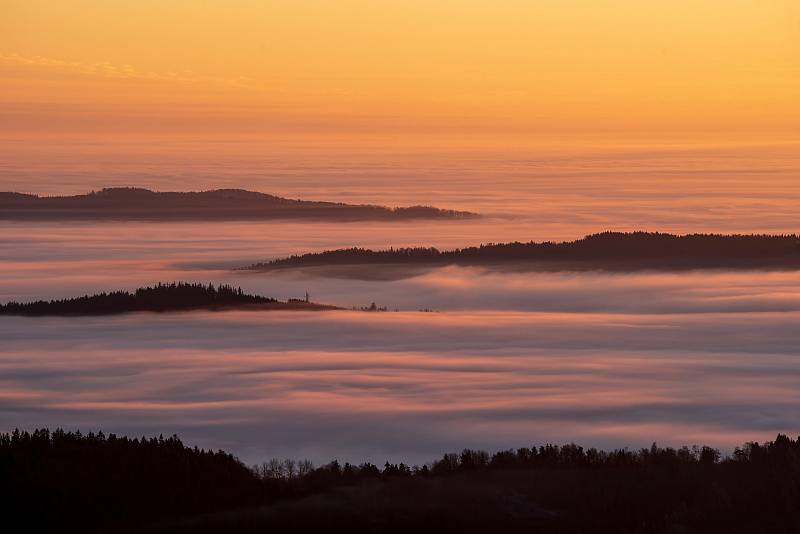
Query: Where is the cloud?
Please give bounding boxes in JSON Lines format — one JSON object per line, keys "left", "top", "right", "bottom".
{"left": 2, "top": 306, "right": 799, "bottom": 464}
{"left": 1, "top": 177, "right": 800, "bottom": 465}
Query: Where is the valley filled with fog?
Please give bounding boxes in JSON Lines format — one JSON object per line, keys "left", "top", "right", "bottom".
{"left": 2, "top": 142, "right": 799, "bottom": 464}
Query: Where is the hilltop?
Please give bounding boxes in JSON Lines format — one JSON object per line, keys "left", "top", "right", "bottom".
{"left": 244, "top": 232, "right": 800, "bottom": 274}
{"left": 0, "top": 188, "right": 477, "bottom": 221}
{"left": 0, "top": 282, "right": 338, "bottom": 316}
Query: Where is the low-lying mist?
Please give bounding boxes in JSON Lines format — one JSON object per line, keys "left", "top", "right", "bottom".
{"left": 2, "top": 300, "right": 798, "bottom": 464}
{"left": 2, "top": 204, "right": 800, "bottom": 465}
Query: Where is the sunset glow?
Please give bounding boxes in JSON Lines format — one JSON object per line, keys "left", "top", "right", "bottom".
{"left": 2, "top": 1, "right": 798, "bottom": 142}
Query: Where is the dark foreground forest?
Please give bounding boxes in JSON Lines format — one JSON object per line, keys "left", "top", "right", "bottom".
{"left": 2, "top": 429, "right": 799, "bottom": 533}
{"left": 0, "top": 282, "right": 337, "bottom": 316}
{"left": 245, "top": 231, "right": 800, "bottom": 272}
{"left": 0, "top": 188, "right": 476, "bottom": 221}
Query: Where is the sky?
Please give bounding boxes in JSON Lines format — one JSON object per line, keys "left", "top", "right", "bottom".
{"left": 2, "top": 0, "right": 798, "bottom": 144}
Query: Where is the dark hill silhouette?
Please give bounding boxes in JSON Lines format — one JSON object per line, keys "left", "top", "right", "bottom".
{"left": 1, "top": 429, "right": 260, "bottom": 533}
{"left": 4, "top": 428, "right": 800, "bottom": 533}
{"left": 245, "top": 232, "right": 800, "bottom": 273}
{"left": 0, "top": 188, "right": 476, "bottom": 221}
{"left": 0, "top": 282, "right": 338, "bottom": 316}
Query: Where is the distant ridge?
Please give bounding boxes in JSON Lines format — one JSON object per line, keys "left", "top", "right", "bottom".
{"left": 0, "top": 282, "right": 339, "bottom": 316}
{"left": 244, "top": 232, "right": 800, "bottom": 273}
{"left": 0, "top": 188, "right": 477, "bottom": 221}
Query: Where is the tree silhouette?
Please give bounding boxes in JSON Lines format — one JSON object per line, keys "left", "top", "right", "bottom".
{"left": 0, "top": 282, "right": 336, "bottom": 316}
{"left": 4, "top": 429, "right": 800, "bottom": 532}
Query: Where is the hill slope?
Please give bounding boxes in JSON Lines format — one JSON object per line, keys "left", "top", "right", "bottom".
{"left": 0, "top": 282, "right": 338, "bottom": 316}
{"left": 245, "top": 232, "right": 800, "bottom": 273}
{"left": 4, "top": 429, "right": 800, "bottom": 533}
{"left": 0, "top": 188, "right": 477, "bottom": 221}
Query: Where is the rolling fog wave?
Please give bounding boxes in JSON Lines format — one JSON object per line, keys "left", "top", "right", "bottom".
{"left": 2, "top": 140, "right": 800, "bottom": 463}
{"left": 1, "top": 306, "right": 798, "bottom": 464}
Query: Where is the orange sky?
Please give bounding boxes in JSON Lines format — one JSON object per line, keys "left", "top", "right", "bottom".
{"left": 1, "top": 0, "right": 798, "bottom": 144}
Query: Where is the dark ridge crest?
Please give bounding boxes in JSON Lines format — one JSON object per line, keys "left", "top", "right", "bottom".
{"left": 244, "top": 231, "right": 800, "bottom": 272}
{"left": 0, "top": 188, "right": 478, "bottom": 221}
{"left": 0, "top": 282, "right": 338, "bottom": 316}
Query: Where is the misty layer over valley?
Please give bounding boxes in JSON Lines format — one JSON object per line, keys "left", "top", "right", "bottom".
{"left": 4, "top": 218, "right": 800, "bottom": 464}
{"left": 2, "top": 143, "right": 800, "bottom": 471}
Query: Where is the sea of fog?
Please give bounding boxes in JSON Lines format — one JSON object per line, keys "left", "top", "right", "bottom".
{"left": 1, "top": 140, "right": 799, "bottom": 464}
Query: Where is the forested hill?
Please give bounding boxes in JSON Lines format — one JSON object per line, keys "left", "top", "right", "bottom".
{"left": 4, "top": 428, "right": 800, "bottom": 533}
{"left": 0, "top": 282, "right": 337, "bottom": 316}
{"left": 0, "top": 188, "right": 476, "bottom": 221}
{"left": 245, "top": 232, "right": 800, "bottom": 272}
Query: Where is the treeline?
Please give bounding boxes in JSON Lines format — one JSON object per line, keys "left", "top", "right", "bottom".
{"left": 0, "top": 282, "right": 279, "bottom": 316}
{"left": 0, "top": 429, "right": 260, "bottom": 533}
{"left": 238, "top": 437, "right": 800, "bottom": 534}
{"left": 246, "top": 231, "right": 800, "bottom": 271}
{"left": 0, "top": 188, "right": 476, "bottom": 221}
{"left": 4, "top": 429, "right": 800, "bottom": 533}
